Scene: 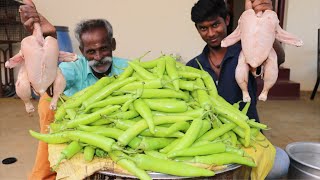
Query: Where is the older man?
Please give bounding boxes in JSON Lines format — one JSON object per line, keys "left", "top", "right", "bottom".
{"left": 20, "top": 1, "right": 128, "bottom": 179}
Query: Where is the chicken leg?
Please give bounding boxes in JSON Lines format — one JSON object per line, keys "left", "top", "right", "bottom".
{"left": 15, "top": 66, "right": 34, "bottom": 113}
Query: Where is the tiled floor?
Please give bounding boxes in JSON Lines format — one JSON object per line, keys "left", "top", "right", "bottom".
{"left": 258, "top": 92, "right": 320, "bottom": 149}
{"left": 0, "top": 97, "right": 39, "bottom": 180}
{"left": 0, "top": 92, "right": 319, "bottom": 180}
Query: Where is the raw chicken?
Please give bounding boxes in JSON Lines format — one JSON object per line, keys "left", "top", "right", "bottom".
{"left": 221, "top": 4, "right": 303, "bottom": 102}
{"left": 5, "top": 21, "right": 74, "bottom": 113}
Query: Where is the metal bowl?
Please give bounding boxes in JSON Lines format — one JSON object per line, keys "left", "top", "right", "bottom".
{"left": 96, "top": 164, "right": 245, "bottom": 179}
{"left": 285, "top": 142, "right": 320, "bottom": 179}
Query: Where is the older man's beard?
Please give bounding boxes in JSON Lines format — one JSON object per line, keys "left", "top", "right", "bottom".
{"left": 88, "top": 57, "right": 112, "bottom": 73}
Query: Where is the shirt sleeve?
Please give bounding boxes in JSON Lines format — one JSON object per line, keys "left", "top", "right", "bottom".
{"left": 110, "top": 57, "right": 129, "bottom": 76}
{"left": 58, "top": 62, "right": 76, "bottom": 91}
{"left": 186, "top": 58, "right": 199, "bottom": 68}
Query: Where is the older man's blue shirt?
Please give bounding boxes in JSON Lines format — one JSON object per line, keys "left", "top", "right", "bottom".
{"left": 59, "top": 55, "right": 128, "bottom": 96}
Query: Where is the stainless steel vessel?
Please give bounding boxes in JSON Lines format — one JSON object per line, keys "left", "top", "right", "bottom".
{"left": 286, "top": 142, "right": 320, "bottom": 179}
{"left": 87, "top": 164, "right": 251, "bottom": 179}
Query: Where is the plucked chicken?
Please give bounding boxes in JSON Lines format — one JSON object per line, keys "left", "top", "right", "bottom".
{"left": 5, "top": 21, "right": 71, "bottom": 113}
{"left": 221, "top": 2, "right": 303, "bottom": 102}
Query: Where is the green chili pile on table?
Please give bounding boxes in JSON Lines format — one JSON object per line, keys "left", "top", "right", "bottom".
{"left": 30, "top": 54, "right": 269, "bottom": 180}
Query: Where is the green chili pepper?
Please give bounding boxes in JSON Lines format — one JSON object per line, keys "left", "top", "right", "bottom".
{"left": 137, "top": 89, "right": 189, "bottom": 101}
{"left": 178, "top": 71, "right": 202, "bottom": 80}
{"left": 165, "top": 55, "right": 180, "bottom": 91}
{"left": 143, "top": 98, "right": 188, "bottom": 113}
{"left": 83, "top": 146, "right": 95, "bottom": 162}
{"left": 178, "top": 80, "right": 202, "bottom": 92}
{"left": 109, "top": 151, "right": 152, "bottom": 180}
{"left": 197, "top": 123, "right": 237, "bottom": 142}
{"left": 137, "top": 137, "right": 175, "bottom": 151}
{"left": 195, "top": 78, "right": 212, "bottom": 111}
{"left": 113, "top": 119, "right": 184, "bottom": 138}
{"left": 133, "top": 99, "right": 155, "bottom": 134}
{"left": 77, "top": 125, "right": 141, "bottom": 149}
{"left": 65, "top": 130, "right": 117, "bottom": 152}
{"left": 152, "top": 108, "right": 204, "bottom": 118}
{"left": 82, "top": 77, "right": 136, "bottom": 108}
{"left": 132, "top": 154, "right": 215, "bottom": 177}
{"left": 165, "top": 121, "right": 190, "bottom": 135}
{"left": 167, "top": 142, "right": 226, "bottom": 158}
{"left": 119, "top": 79, "right": 163, "bottom": 91}
{"left": 117, "top": 66, "right": 134, "bottom": 81}
{"left": 156, "top": 57, "right": 166, "bottom": 78}
{"left": 54, "top": 105, "right": 67, "bottom": 121}
{"left": 29, "top": 130, "right": 70, "bottom": 144}
{"left": 83, "top": 94, "right": 133, "bottom": 113}
{"left": 192, "top": 153, "right": 256, "bottom": 167}
{"left": 168, "top": 117, "right": 203, "bottom": 153}
{"left": 64, "top": 76, "right": 115, "bottom": 109}
{"left": 201, "top": 71, "right": 218, "bottom": 98}
{"left": 128, "top": 61, "right": 157, "bottom": 80}
{"left": 65, "top": 105, "right": 120, "bottom": 129}
{"left": 53, "top": 141, "right": 83, "bottom": 171}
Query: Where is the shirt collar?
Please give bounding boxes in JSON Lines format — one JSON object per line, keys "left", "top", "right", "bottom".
{"left": 85, "top": 58, "right": 94, "bottom": 76}
{"left": 199, "top": 43, "right": 241, "bottom": 69}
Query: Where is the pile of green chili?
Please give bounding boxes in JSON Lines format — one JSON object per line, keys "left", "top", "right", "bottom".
{"left": 30, "top": 55, "right": 269, "bottom": 180}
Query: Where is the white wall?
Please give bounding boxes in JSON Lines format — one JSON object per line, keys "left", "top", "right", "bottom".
{"left": 283, "top": 0, "right": 320, "bottom": 91}
{"left": 33, "top": 0, "right": 203, "bottom": 62}
{"left": 21, "top": 0, "right": 319, "bottom": 91}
